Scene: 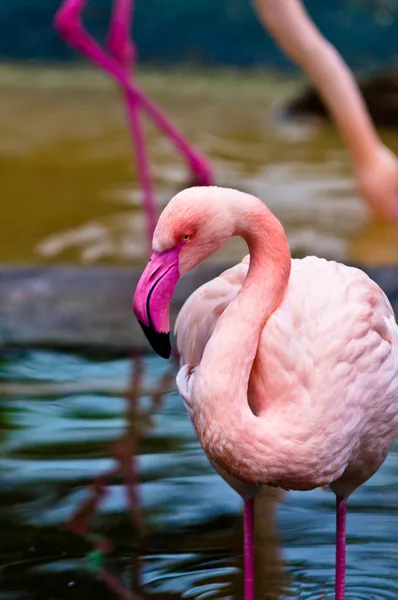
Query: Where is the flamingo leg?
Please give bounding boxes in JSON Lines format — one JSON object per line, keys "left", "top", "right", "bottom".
{"left": 53, "top": 1, "right": 213, "bottom": 225}
{"left": 107, "top": 0, "right": 136, "bottom": 72}
{"left": 244, "top": 498, "right": 255, "bottom": 600}
{"left": 335, "top": 496, "right": 346, "bottom": 600}
{"left": 107, "top": 0, "right": 156, "bottom": 247}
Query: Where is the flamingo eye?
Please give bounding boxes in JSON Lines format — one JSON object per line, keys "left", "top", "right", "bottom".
{"left": 181, "top": 234, "right": 191, "bottom": 242}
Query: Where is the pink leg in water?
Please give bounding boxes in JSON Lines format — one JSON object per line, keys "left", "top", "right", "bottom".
{"left": 335, "top": 496, "right": 346, "bottom": 600}
{"left": 54, "top": 0, "right": 213, "bottom": 244}
{"left": 244, "top": 498, "right": 255, "bottom": 600}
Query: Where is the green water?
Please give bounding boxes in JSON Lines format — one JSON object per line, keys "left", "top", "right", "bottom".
{"left": 2, "top": 64, "right": 398, "bottom": 268}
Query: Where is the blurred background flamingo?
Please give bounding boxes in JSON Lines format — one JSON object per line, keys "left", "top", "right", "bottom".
{"left": 53, "top": 0, "right": 213, "bottom": 247}
{"left": 253, "top": 0, "right": 398, "bottom": 222}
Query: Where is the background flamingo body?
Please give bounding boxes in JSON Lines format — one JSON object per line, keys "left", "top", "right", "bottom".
{"left": 253, "top": 0, "right": 398, "bottom": 222}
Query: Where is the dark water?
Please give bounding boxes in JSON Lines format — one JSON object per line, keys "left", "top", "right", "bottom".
{"left": 2, "top": 348, "right": 398, "bottom": 599}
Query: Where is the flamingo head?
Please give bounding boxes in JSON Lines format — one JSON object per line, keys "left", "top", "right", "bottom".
{"left": 132, "top": 187, "right": 236, "bottom": 358}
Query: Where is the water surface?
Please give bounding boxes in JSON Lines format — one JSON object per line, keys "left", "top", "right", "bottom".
{"left": 1, "top": 349, "right": 398, "bottom": 599}
{"left": 2, "top": 65, "right": 398, "bottom": 268}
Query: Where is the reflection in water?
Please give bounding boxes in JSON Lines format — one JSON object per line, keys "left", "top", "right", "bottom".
{"left": 0, "top": 349, "right": 283, "bottom": 599}
{"left": 1, "top": 349, "right": 398, "bottom": 599}
{"left": 2, "top": 65, "right": 398, "bottom": 268}
{"left": 66, "top": 352, "right": 148, "bottom": 599}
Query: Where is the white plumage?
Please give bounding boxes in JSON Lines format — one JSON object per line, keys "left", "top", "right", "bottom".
{"left": 176, "top": 254, "right": 398, "bottom": 497}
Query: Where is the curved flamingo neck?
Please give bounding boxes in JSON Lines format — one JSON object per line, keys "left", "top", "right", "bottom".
{"left": 236, "top": 203, "right": 291, "bottom": 313}
{"left": 192, "top": 198, "right": 291, "bottom": 483}
{"left": 253, "top": 0, "right": 380, "bottom": 168}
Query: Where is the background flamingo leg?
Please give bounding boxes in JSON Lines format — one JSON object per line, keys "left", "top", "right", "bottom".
{"left": 244, "top": 498, "right": 255, "bottom": 600}
{"left": 107, "top": 0, "right": 136, "bottom": 71}
{"left": 54, "top": 1, "right": 213, "bottom": 220}
{"left": 335, "top": 496, "right": 346, "bottom": 600}
{"left": 106, "top": 0, "right": 155, "bottom": 246}
{"left": 106, "top": 0, "right": 214, "bottom": 187}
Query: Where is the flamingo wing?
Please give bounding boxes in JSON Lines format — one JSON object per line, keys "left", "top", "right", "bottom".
{"left": 248, "top": 256, "right": 398, "bottom": 493}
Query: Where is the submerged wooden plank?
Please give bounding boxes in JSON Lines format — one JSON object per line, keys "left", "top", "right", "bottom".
{"left": 1, "top": 263, "right": 398, "bottom": 351}
{"left": 0, "top": 264, "right": 233, "bottom": 351}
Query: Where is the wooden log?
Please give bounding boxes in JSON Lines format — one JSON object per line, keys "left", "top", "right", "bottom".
{"left": 1, "top": 263, "right": 398, "bottom": 351}
{"left": 0, "top": 264, "right": 231, "bottom": 351}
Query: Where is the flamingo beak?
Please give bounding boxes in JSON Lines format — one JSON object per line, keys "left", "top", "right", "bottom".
{"left": 132, "top": 247, "right": 180, "bottom": 359}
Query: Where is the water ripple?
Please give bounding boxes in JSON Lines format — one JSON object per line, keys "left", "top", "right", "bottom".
{"left": 1, "top": 349, "right": 398, "bottom": 599}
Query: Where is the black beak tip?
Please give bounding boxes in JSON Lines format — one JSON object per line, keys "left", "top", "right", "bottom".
{"left": 138, "top": 321, "right": 171, "bottom": 359}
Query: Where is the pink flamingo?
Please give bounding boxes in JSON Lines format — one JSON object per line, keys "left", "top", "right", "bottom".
{"left": 53, "top": 0, "right": 213, "bottom": 247}
{"left": 132, "top": 185, "right": 398, "bottom": 600}
{"left": 253, "top": 0, "right": 398, "bottom": 222}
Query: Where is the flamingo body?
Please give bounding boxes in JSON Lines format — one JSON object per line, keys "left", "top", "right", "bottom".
{"left": 176, "top": 253, "right": 398, "bottom": 496}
